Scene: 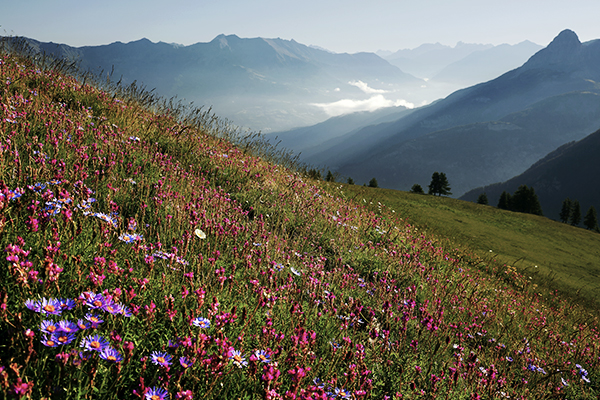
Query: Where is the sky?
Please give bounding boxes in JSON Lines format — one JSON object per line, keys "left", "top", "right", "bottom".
{"left": 2, "top": 0, "right": 600, "bottom": 53}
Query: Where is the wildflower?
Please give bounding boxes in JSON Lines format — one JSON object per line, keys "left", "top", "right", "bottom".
{"left": 334, "top": 388, "right": 352, "bottom": 399}
{"left": 290, "top": 267, "right": 301, "bottom": 276}
{"left": 254, "top": 350, "right": 271, "bottom": 364}
{"left": 81, "top": 334, "right": 110, "bottom": 352}
{"left": 176, "top": 390, "right": 193, "bottom": 400}
{"left": 57, "top": 298, "right": 77, "bottom": 311}
{"left": 93, "top": 212, "right": 117, "bottom": 227}
{"left": 77, "top": 319, "right": 91, "bottom": 331}
{"left": 25, "top": 299, "right": 41, "bottom": 312}
{"left": 56, "top": 320, "right": 79, "bottom": 334}
{"left": 100, "top": 347, "right": 123, "bottom": 362}
{"left": 274, "top": 263, "right": 284, "bottom": 272}
{"left": 102, "top": 302, "right": 124, "bottom": 315}
{"left": 55, "top": 332, "right": 76, "bottom": 345}
{"left": 179, "top": 356, "right": 193, "bottom": 369}
{"left": 192, "top": 317, "right": 211, "bottom": 329}
{"left": 229, "top": 349, "right": 248, "bottom": 368}
{"left": 85, "top": 313, "right": 104, "bottom": 327}
{"left": 194, "top": 229, "right": 206, "bottom": 239}
{"left": 30, "top": 182, "right": 47, "bottom": 192}
{"left": 119, "top": 233, "right": 143, "bottom": 243}
{"left": 40, "top": 320, "right": 59, "bottom": 334}
{"left": 151, "top": 351, "right": 173, "bottom": 368}
{"left": 41, "top": 334, "right": 59, "bottom": 347}
{"left": 86, "top": 294, "right": 108, "bottom": 310}
{"left": 146, "top": 387, "right": 169, "bottom": 400}
{"left": 38, "top": 298, "right": 62, "bottom": 315}
{"left": 128, "top": 218, "right": 138, "bottom": 231}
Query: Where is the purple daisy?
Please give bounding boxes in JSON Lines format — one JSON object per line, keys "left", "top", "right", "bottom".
{"left": 41, "top": 334, "right": 59, "bottom": 348}
{"left": 99, "top": 347, "right": 123, "bottom": 362}
{"left": 102, "top": 302, "right": 123, "bottom": 315}
{"left": 57, "top": 298, "right": 77, "bottom": 311}
{"left": 145, "top": 386, "right": 169, "bottom": 400}
{"left": 85, "top": 313, "right": 104, "bottom": 328}
{"left": 80, "top": 334, "right": 110, "bottom": 352}
{"left": 192, "top": 317, "right": 210, "bottom": 329}
{"left": 179, "top": 356, "right": 193, "bottom": 369}
{"left": 55, "top": 332, "right": 76, "bottom": 346}
{"left": 86, "top": 294, "right": 108, "bottom": 310}
{"left": 150, "top": 351, "right": 173, "bottom": 368}
{"left": 39, "top": 298, "right": 62, "bottom": 315}
{"left": 254, "top": 350, "right": 271, "bottom": 364}
{"left": 229, "top": 349, "right": 248, "bottom": 368}
{"left": 40, "top": 320, "right": 59, "bottom": 334}
{"left": 56, "top": 320, "right": 79, "bottom": 334}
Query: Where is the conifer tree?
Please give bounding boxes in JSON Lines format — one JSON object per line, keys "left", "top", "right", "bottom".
{"left": 584, "top": 206, "right": 598, "bottom": 231}
{"left": 570, "top": 200, "right": 582, "bottom": 226}
{"left": 347, "top": 177, "right": 354, "bottom": 185}
{"left": 410, "top": 184, "right": 424, "bottom": 194}
{"left": 325, "top": 170, "right": 334, "bottom": 182}
{"left": 511, "top": 185, "right": 543, "bottom": 215}
{"left": 477, "top": 193, "right": 488, "bottom": 205}
{"left": 368, "top": 178, "right": 378, "bottom": 188}
{"left": 497, "top": 191, "right": 512, "bottom": 210}
{"left": 559, "top": 198, "right": 572, "bottom": 223}
{"left": 428, "top": 172, "right": 451, "bottom": 196}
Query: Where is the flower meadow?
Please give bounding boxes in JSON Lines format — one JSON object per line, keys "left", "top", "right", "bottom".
{"left": 1, "top": 42, "right": 599, "bottom": 400}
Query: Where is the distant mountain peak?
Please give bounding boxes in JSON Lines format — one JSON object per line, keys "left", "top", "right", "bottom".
{"left": 545, "top": 29, "right": 581, "bottom": 54}
{"left": 523, "top": 29, "right": 582, "bottom": 69}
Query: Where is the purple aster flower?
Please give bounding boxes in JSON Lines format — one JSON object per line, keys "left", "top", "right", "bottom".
{"left": 85, "top": 313, "right": 104, "bottom": 327}
{"left": 41, "top": 334, "right": 59, "bottom": 347}
{"left": 56, "top": 320, "right": 79, "bottom": 334}
{"left": 77, "top": 319, "right": 91, "bottom": 331}
{"left": 229, "top": 349, "right": 247, "bottom": 368}
{"left": 100, "top": 347, "right": 123, "bottom": 362}
{"left": 25, "top": 299, "right": 41, "bottom": 312}
{"left": 39, "top": 297, "right": 62, "bottom": 315}
{"left": 254, "top": 350, "right": 271, "bottom": 364}
{"left": 192, "top": 317, "right": 210, "bottom": 329}
{"left": 145, "top": 386, "right": 169, "bottom": 400}
{"left": 57, "top": 298, "right": 77, "bottom": 311}
{"left": 86, "top": 294, "right": 107, "bottom": 310}
{"left": 334, "top": 388, "right": 352, "bottom": 399}
{"left": 80, "top": 334, "right": 110, "bottom": 352}
{"left": 55, "top": 332, "right": 76, "bottom": 345}
{"left": 40, "top": 320, "right": 59, "bottom": 334}
{"left": 150, "top": 351, "right": 173, "bottom": 368}
{"left": 179, "top": 356, "right": 193, "bottom": 369}
{"left": 102, "top": 302, "right": 123, "bottom": 315}
{"left": 121, "top": 305, "right": 132, "bottom": 317}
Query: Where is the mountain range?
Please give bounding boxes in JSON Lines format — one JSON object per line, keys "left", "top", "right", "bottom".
{"left": 4, "top": 34, "right": 541, "bottom": 134}
{"left": 292, "top": 30, "right": 600, "bottom": 199}
{"left": 7, "top": 34, "right": 423, "bottom": 132}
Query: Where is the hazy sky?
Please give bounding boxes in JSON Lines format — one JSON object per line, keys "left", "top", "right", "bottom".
{"left": 2, "top": 0, "right": 599, "bottom": 53}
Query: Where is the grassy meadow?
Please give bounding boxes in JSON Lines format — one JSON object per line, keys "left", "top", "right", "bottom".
{"left": 340, "top": 186, "right": 600, "bottom": 310}
{"left": 0, "top": 41, "right": 599, "bottom": 399}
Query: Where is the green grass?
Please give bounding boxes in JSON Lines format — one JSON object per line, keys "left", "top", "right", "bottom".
{"left": 341, "top": 184, "right": 600, "bottom": 308}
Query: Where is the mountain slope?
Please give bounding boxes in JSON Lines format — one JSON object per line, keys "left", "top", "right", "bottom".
{"left": 9, "top": 35, "right": 424, "bottom": 132}
{"left": 308, "top": 30, "right": 600, "bottom": 194}
{"left": 461, "top": 127, "right": 600, "bottom": 221}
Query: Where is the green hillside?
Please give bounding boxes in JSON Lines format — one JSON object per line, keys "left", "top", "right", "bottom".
{"left": 1, "top": 41, "right": 599, "bottom": 399}
{"left": 341, "top": 185, "right": 600, "bottom": 310}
